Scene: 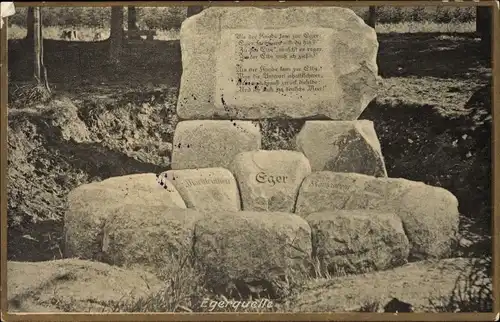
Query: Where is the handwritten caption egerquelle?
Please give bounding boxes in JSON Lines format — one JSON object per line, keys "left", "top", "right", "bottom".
{"left": 200, "top": 298, "right": 274, "bottom": 311}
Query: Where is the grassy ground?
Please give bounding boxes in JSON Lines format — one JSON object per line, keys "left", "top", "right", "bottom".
{"left": 5, "top": 7, "right": 493, "bottom": 312}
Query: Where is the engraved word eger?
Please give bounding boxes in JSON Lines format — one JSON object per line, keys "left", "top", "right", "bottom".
{"left": 255, "top": 172, "right": 289, "bottom": 186}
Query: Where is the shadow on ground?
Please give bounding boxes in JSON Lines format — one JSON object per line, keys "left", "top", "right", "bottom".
{"left": 377, "top": 33, "right": 491, "bottom": 79}
{"left": 8, "top": 38, "right": 182, "bottom": 86}
{"left": 361, "top": 99, "right": 491, "bottom": 238}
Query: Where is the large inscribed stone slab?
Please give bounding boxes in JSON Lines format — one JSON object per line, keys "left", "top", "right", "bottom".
{"left": 177, "top": 7, "right": 379, "bottom": 120}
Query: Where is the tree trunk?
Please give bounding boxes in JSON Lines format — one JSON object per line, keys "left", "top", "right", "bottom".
{"left": 367, "top": 6, "right": 377, "bottom": 28}
{"left": 33, "top": 7, "right": 41, "bottom": 82}
{"left": 187, "top": 6, "right": 204, "bottom": 18}
{"left": 39, "top": 8, "right": 51, "bottom": 93}
{"left": 476, "top": 7, "right": 484, "bottom": 34}
{"left": 476, "top": 7, "right": 480, "bottom": 33}
{"left": 26, "top": 7, "right": 35, "bottom": 40}
{"left": 32, "top": 7, "right": 51, "bottom": 93}
{"left": 476, "top": 7, "right": 491, "bottom": 35}
{"left": 128, "top": 6, "right": 137, "bottom": 30}
{"left": 128, "top": 6, "right": 139, "bottom": 40}
{"left": 109, "top": 7, "right": 124, "bottom": 64}
{"left": 476, "top": 6, "right": 492, "bottom": 55}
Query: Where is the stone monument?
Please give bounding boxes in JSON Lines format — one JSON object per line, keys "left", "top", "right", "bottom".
{"left": 64, "top": 6, "right": 460, "bottom": 299}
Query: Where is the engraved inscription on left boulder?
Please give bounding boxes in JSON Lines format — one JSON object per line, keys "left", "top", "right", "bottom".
{"left": 162, "top": 168, "right": 241, "bottom": 212}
